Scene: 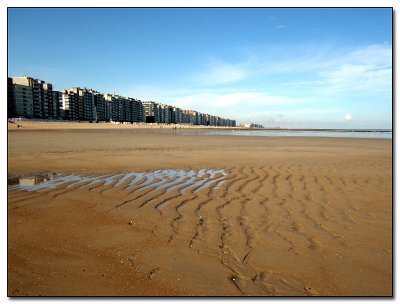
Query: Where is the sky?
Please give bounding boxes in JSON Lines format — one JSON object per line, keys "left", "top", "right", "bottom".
{"left": 8, "top": 8, "right": 392, "bottom": 129}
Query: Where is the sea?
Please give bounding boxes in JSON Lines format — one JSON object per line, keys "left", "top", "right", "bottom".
{"left": 22, "top": 122, "right": 392, "bottom": 139}
{"left": 193, "top": 129, "right": 392, "bottom": 139}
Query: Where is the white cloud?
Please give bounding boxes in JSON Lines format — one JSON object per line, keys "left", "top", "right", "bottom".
{"left": 344, "top": 44, "right": 391, "bottom": 67}
{"left": 317, "top": 44, "right": 392, "bottom": 94}
{"left": 192, "top": 43, "right": 391, "bottom": 97}
{"left": 191, "top": 44, "right": 335, "bottom": 86}
{"left": 345, "top": 113, "right": 352, "bottom": 121}
{"left": 193, "top": 59, "right": 247, "bottom": 85}
{"left": 171, "top": 91, "right": 303, "bottom": 111}
{"left": 234, "top": 43, "right": 336, "bottom": 76}
{"left": 120, "top": 43, "right": 391, "bottom": 129}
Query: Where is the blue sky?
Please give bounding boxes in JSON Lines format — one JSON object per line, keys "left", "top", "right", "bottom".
{"left": 8, "top": 8, "right": 392, "bottom": 128}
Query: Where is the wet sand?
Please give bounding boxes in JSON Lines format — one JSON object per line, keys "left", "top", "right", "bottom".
{"left": 7, "top": 122, "right": 392, "bottom": 296}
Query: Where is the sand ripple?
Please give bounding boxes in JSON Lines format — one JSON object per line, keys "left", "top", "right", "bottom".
{"left": 8, "top": 163, "right": 392, "bottom": 296}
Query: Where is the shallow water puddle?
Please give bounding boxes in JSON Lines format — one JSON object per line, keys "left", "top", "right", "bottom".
{"left": 8, "top": 169, "right": 227, "bottom": 195}
{"left": 155, "top": 200, "right": 171, "bottom": 210}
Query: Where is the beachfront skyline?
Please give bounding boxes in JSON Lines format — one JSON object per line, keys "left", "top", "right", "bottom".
{"left": 8, "top": 8, "right": 392, "bottom": 129}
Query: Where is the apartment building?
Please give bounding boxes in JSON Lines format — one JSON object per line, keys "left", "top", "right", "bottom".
{"left": 8, "top": 76, "right": 53, "bottom": 119}
{"left": 39, "top": 82, "right": 53, "bottom": 118}
{"left": 241, "top": 123, "right": 263, "bottom": 128}
{"left": 65, "top": 88, "right": 96, "bottom": 121}
{"left": 32, "top": 80, "right": 45, "bottom": 117}
{"left": 105, "top": 94, "right": 144, "bottom": 123}
{"left": 8, "top": 77, "right": 16, "bottom": 118}
{"left": 172, "top": 107, "right": 183, "bottom": 124}
{"left": 128, "top": 98, "right": 145, "bottom": 123}
{"left": 123, "top": 97, "right": 131, "bottom": 122}
{"left": 93, "top": 92, "right": 111, "bottom": 122}
{"left": 82, "top": 90, "right": 96, "bottom": 121}
{"left": 110, "top": 95, "right": 126, "bottom": 122}
{"left": 158, "top": 104, "right": 171, "bottom": 124}
{"left": 143, "top": 101, "right": 160, "bottom": 123}
{"left": 51, "top": 91, "right": 63, "bottom": 119}
{"left": 61, "top": 90, "right": 79, "bottom": 120}
{"left": 104, "top": 94, "right": 120, "bottom": 122}
{"left": 182, "top": 109, "right": 197, "bottom": 125}
{"left": 10, "top": 77, "right": 34, "bottom": 118}
{"left": 8, "top": 76, "right": 237, "bottom": 126}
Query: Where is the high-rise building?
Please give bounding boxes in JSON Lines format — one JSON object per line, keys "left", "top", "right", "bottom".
{"left": 128, "top": 98, "right": 145, "bottom": 123}
{"left": 159, "top": 104, "right": 172, "bottom": 124}
{"left": 8, "top": 76, "right": 53, "bottom": 118}
{"left": 8, "top": 75, "right": 237, "bottom": 126}
{"left": 65, "top": 88, "right": 96, "bottom": 121}
{"left": 93, "top": 92, "right": 111, "bottom": 122}
{"left": 61, "top": 90, "right": 79, "bottom": 120}
{"left": 7, "top": 77, "right": 16, "bottom": 118}
{"left": 109, "top": 95, "right": 125, "bottom": 122}
{"left": 143, "top": 101, "right": 160, "bottom": 123}
{"left": 173, "top": 107, "right": 183, "bottom": 124}
{"left": 39, "top": 82, "right": 53, "bottom": 118}
{"left": 104, "top": 94, "right": 115, "bottom": 121}
{"left": 102, "top": 95, "right": 144, "bottom": 123}
{"left": 82, "top": 90, "right": 96, "bottom": 121}
{"left": 51, "top": 91, "right": 63, "bottom": 119}
{"left": 123, "top": 97, "right": 131, "bottom": 122}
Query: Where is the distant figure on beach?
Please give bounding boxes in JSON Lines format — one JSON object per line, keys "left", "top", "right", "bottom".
{"left": 17, "top": 124, "right": 22, "bottom": 129}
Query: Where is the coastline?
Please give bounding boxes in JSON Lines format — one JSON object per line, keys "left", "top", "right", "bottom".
{"left": 7, "top": 121, "right": 392, "bottom": 142}
{"left": 7, "top": 120, "right": 392, "bottom": 132}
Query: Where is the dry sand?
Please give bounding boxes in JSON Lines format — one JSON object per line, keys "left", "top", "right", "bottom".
{"left": 7, "top": 121, "right": 392, "bottom": 296}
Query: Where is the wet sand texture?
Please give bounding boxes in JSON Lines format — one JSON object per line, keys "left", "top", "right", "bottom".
{"left": 8, "top": 125, "right": 392, "bottom": 296}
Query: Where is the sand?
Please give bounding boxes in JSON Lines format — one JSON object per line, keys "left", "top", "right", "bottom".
{"left": 7, "top": 121, "right": 392, "bottom": 296}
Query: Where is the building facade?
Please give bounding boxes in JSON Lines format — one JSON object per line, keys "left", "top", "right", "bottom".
{"left": 8, "top": 76, "right": 53, "bottom": 119}
{"left": 61, "top": 90, "right": 79, "bottom": 120}
{"left": 65, "top": 88, "right": 96, "bottom": 121}
{"left": 129, "top": 98, "right": 145, "bottom": 123}
{"left": 93, "top": 92, "right": 111, "bottom": 122}
{"left": 51, "top": 90, "right": 63, "bottom": 119}
{"left": 143, "top": 101, "right": 160, "bottom": 123}
{"left": 8, "top": 76, "right": 237, "bottom": 126}
{"left": 8, "top": 77, "right": 16, "bottom": 118}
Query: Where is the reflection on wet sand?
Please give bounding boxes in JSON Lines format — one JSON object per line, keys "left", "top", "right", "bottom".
{"left": 8, "top": 169, "right": 227, "bottom": 195}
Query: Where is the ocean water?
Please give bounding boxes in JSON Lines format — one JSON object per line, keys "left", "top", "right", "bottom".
{"left": 31, "top": 126, "right": 392, "bottom": 139}
{"left": 182, "top": 129, "right": 392, "bottom": 139}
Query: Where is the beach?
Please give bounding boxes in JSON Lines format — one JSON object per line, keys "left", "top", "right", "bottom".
{"left": 7, "top": 121, "right": 393, "bottom": 296}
